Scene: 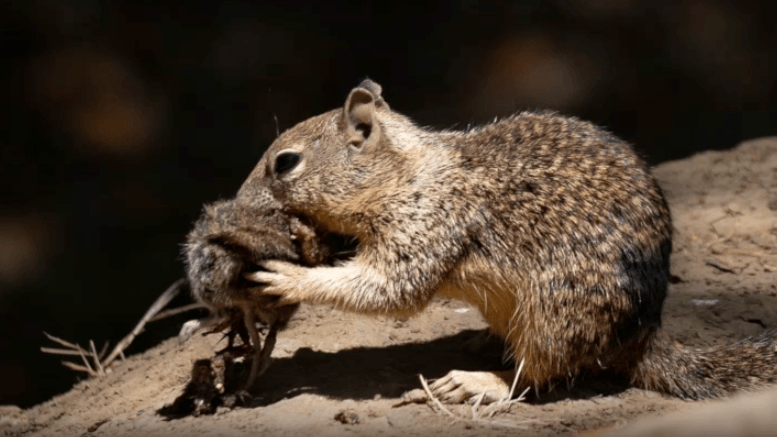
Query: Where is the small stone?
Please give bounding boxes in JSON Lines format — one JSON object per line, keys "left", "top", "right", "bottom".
{"left": 334, "top": 409, "right": 360, "bottom": 424}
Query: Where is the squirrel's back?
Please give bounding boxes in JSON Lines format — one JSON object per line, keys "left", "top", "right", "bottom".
{"left": 423, "top": 112, "right": 671, "bottom": 388}
{"left": 444, "top": 111, "right": 777, "bottom": 398}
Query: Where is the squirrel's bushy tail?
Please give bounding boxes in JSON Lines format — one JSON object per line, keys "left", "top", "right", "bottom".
{"left": 632, "top": 330, "right": 777, "bottom": 399}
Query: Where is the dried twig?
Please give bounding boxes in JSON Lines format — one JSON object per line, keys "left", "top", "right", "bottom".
{"left": 90, "top": 340, "right": 104, "bottom": 374}
{"left": 42, "top": 278, "right": 188, "bottom": 377}
{"left": 77, "top": 346, "right": 94, "bottom": 375}
{"left": 471, "top": 390, "right": 487, "bottom": 420}
{"left": 149, "top": 303, "right": 206, "bottom": 322}
{"left": 42, "top": 332, "right": 99, "bottom": 377}
{"left": 507, "top": 358, "right": 525, "bottom": 400}
{"left": 61, "top": 362, "right": 96, "bottom": 374}
{"left": 40, "top": 347, "right": 86, "bottom": 356}
{"left": 101, "top": 278, "right": 186, "bottom": 368}
{"left": 43, "top": 332, "right": 82, "bottom": 350}
{"left": 98, "top": 341, "right": 109, "bottom": 361}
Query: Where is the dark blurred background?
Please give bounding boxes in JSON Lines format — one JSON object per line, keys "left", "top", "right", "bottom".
{"left": 1, "top": 0, "right": 775, "bottom": 408}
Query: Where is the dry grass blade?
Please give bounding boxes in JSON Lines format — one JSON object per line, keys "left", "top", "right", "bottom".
{"left": 43, "top": 332, "right": 81, "bottom": 350}
{"left": 479, "top": 359, "right": 530, "bottom": 419}
{"left": 90, "top": 340, "right": 104, "bottom": 374}
{"left": 471, "top": 391, "right": 487, "bottom": 420}
{"left": 42, "top": 332, "right": 101, "bottom": 376}
{"left": 417, "top": 371, "right": 532, "bottom": 430}
{"left": 98, "top": 341, "right": 109, "bottom": 361}
{"left": 418, "top": 374, "right": 457, "bottom": 419}
{"left": 516, "top": 385, "right": 531, "bottom": 402}
{"left": 61, "top": 361, "right": 97, "bottom": 376}
{"left": 40, "top": 347, "right": 86, "bottom": 356}
{"left": 507, "top": 359, "right": 525, "bottom": 400}
{"left": 77, "top": 345, "right": 94, "bottom": 374}
{"left": 418, "top": 359, "right": 533, "bottom": 429}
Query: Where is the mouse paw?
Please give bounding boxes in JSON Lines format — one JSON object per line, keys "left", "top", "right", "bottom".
{"left": 178, "top": 319, "right": 204, "bottom": 343}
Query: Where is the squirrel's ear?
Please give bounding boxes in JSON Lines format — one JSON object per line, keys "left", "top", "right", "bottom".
{"left": 344, "top": 82, "right": 383, "bottom": 150}
{"left": 357, "top": 79, "right": 389, "bottom": 109}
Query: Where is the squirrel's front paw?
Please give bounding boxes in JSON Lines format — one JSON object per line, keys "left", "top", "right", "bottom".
{"left": 243, "top": 260, "right": 307, "bottom": 304}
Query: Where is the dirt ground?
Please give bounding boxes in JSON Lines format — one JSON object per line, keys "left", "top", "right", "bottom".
{"left": 2, "top": 137, "right": 777, "bottom": 437}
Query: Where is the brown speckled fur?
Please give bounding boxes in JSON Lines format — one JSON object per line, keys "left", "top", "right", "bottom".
{"left": 237, "top": 80, "right": 777, "bottom": 400}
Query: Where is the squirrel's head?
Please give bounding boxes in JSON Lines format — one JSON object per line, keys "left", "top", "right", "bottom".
{"left": 238, "top": 79, "right": 414, "bottom": 236}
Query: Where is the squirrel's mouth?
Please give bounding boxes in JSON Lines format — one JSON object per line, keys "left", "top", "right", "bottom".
{"left": 290, "top": 212, "right": 360, "bottom": 266}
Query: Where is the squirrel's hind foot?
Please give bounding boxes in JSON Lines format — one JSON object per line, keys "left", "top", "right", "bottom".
{"left": 428, "top": 369, "right": 515, "bottom": 404}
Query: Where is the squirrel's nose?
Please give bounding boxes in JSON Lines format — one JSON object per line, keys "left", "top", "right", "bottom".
{"left": 274, "top": 152, "right": 301, "bottom": 176}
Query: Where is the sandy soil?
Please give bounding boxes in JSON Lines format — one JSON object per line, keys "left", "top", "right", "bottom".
{"left": 2, "top": 137, "right": 776, "bottom": 437}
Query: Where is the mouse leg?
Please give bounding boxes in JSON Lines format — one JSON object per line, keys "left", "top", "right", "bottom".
{"left": 254, "top": 323, "right": 279, "bottom": 378}
{"left": 241, "top": 308, "right": 264, "bottom": 392}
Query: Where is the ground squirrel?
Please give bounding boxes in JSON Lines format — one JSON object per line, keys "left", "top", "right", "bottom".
{"left": 184, "top": 191, "right": 330, "bottom": 390}
{"left": 239, "top": 80, "right": 777, "bottom": 403}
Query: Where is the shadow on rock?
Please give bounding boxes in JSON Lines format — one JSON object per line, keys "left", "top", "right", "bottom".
{"left": 243, "top": 329, "right": 629, "bottom": 407}
{"left": 159, "top": 328, "right": 632, "bottom": 417}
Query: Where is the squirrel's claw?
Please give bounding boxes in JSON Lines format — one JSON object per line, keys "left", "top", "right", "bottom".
{"left": 243, "top": 270, "right": 285, "bottom": 290}
{"left": 244, "top": 260, "right": 307, "bottom": 304}
{"left": 259, "top": 259, "right": 306, "bottom": 275}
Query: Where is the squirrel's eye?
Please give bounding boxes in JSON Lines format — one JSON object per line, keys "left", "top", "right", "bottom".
{"left": 274, "top": 152, "right": 301, "bottom": 176}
